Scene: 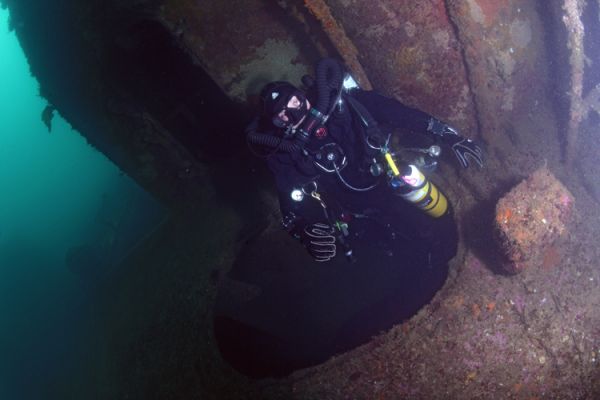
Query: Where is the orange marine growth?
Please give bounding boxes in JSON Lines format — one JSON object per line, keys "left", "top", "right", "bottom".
{"left": 496, "top": 207, "right": 512, "bottom": 225}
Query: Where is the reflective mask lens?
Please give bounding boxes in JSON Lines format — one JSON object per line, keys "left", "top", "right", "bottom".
{"left": 285, "top": 98, "right": 308, "bottom": 126}
{"left": 271, "top": 91, "right": 308, "bottom": 128}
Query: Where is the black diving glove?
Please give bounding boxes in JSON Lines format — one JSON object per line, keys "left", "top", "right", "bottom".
{"left": 427, "top": 118, "right": 483, "bottom": 168}
{"left": 303, "top": 223, "right": 337, "bottom": 262}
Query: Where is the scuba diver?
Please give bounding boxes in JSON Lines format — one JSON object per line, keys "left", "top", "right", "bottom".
{"left": 246, "top": 58, "right": 483, "bottom": 262}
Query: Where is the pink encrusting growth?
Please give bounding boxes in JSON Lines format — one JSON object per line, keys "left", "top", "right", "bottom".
{"left": 495, "top": 167, "right": 574, "bottom": 274}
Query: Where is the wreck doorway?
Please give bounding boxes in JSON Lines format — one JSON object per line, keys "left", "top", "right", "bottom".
{"left": 214, "top": 198, "right": 458, "bottom": 378}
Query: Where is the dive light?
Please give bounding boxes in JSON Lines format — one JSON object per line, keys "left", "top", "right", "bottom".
{"left": 385, "top": 152, "right": 448, "bottom": 218}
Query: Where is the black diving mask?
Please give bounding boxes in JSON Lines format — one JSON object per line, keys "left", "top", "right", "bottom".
{"left": 272, "top": 92, "right": 309, "bottom": 128}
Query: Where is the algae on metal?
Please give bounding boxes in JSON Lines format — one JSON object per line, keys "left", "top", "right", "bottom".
{"left": 495, "top": 167, "right": 574, "bottom": 274}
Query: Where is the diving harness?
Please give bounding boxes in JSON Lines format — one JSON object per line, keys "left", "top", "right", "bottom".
{"left": 247, "top": 59, "right": 449, "bottom": 260}
{"left": 292, "top": 61, "right": 448, "bottom": 219}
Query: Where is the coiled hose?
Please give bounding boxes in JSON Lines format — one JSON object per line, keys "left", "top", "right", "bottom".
{"left": 314, "top": 58, "right": 343, "bottom": 115}
{"left": 245, "top": 118, "right": 300, "bottom": 155}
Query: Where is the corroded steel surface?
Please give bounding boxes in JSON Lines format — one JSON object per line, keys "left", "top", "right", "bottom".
{"left": 159, "top": 0, "right": 322, "bottom": 101}
{"left": 322, "top": 0, "right": 478, "bottom": 134}
{"left": 304, "top": 0, "right": 373, "bottom": 89}
{"left": 159, "top": 0, "right": 481, "bottom": 135}
{"left": 495, "top": 167, "right": 574, "bottom": 274}
{"left": 446, "top": 0, "right": 548, "bottom": 143}
{"left": 157, "top": 0, "right": 550, "bottom": 143}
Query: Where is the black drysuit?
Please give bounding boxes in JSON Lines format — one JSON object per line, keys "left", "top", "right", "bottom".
{"left": 265, "top": 89, "right": 456, "bottom": 261}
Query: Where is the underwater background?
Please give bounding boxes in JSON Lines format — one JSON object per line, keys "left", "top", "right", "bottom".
{"left": 0, "top": 8, "right": 165, "bottom": 399}
{"left": 0, "top": 0, "right": 599, "bottom": 398}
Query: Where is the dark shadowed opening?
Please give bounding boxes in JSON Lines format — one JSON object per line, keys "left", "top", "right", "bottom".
{"left": 214, "top": 200, "right": 458, "bottom": 378}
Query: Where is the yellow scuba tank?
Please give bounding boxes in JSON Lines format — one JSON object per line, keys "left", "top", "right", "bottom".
{"left": 384, "top": 153, "right": 448, "bottom": 218}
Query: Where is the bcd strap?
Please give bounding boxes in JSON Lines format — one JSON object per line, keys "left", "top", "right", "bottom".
{"left": 345, "top": 95, "right": 387, "bottom": 153}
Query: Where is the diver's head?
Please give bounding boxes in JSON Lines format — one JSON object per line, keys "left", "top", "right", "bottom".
{"left": 260, "top": 81, "right": 311, "bottom": 129}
